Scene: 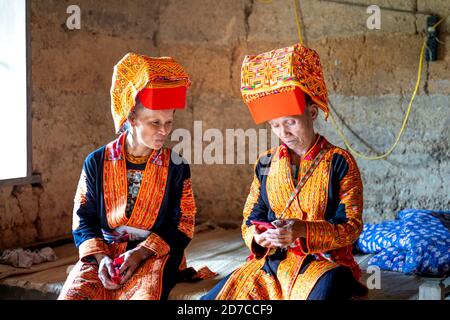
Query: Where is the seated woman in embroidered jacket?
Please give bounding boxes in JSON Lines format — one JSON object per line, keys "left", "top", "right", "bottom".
{"left": 59, "top": 53, "right": 198, "bottom": 300}
{"left": 202, "top": 44, "right": 368, "bottom": 300}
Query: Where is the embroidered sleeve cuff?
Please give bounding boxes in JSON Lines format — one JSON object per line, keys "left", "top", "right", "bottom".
{"left": 303, "top": 220, "right": 335, "bottom": 253}
{"left": 243, "top": 224, "right": 256, "bottom": 249}
{"left": 79, "top": 238, "right": 110, "bottom": 260}
{"left": 304, "top": 220, "right": 362, "bottom": 253}
{"left": 137, "top": 232, "right": 170, "bottom": 258}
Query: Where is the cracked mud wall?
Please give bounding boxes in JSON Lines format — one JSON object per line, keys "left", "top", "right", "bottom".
{"left": 0, "top": 0, "right": 449, "bottom": 250}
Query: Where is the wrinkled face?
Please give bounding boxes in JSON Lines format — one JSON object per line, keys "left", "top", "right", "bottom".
{"left": 129, "top": 103, "right": 175, "bottom": 150}
{"left": 268, "top": 105, "right": 318, "bottom": 150}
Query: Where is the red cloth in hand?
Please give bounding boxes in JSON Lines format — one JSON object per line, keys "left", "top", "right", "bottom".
{"left": 111, "top": 256, "right": 124, "bottom": 284}
{"left": 250, "top": 220, "right": 275, "bottom": 232}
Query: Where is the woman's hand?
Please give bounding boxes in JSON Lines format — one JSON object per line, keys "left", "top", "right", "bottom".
{"left": 117, "top": 247, "right": 153, "bottom": 285}
{"left": 255, "top": 219, "right": 306, "bottom": 249}
{"left": 253, "top": 225, "right": 279, "bottom": 249}
{"left": 95, "top": 254, "right": 121, "bottom": 290}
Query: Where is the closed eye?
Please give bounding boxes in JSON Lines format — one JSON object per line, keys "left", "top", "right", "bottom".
{"left": 285, "top": 119, "right": 296, "bottom": 126}
{"left": 270, "top": 122, "right": 280, "bottom": 128}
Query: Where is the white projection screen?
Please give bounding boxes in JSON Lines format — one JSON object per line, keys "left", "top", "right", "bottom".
{"left": 0, "top": 0, "right": 28, "bottom": 180}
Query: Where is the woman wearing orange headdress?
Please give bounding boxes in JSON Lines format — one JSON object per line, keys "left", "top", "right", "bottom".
{"left": 201, "top": 44, "right": 368, "bottom": 300}
{"left": 58, "top": 53, "right": 202, "bottom": 300}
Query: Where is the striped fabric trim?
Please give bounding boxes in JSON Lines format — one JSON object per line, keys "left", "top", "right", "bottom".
{"left": 138, "top": 232, "right": 170, "bottom": 258}
{"left": 241, "top": 174, "right": 261, "bottom": 250}
{"left": 103, "top": 134, "right": 129, "bottom": 228}
{"left": 72, "top": 169, "right": 88, "bottom": 231}
{"left": 277, "top": 250, "right": 305, "bottom": 298}
{"left": 178, "top": 178, "right": 196, "bottom": 239}
{"left": 290, "top": 260, "right": 338, "bottom": 299}
{"left": 79, "top": 238, "right": 110, "bottom": 260}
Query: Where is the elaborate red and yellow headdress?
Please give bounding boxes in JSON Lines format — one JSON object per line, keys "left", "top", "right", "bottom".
{"left": 240, "top": 43, "right": 329, "bottom": 124}
{"left": 110, "top": 52, "right": 191, "bottom": 133}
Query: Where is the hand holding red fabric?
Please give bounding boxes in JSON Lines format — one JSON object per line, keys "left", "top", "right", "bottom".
{"left": 117, "top": 247, "right": 153, "bottom": 285}
{"left": 257, "top": 219, "right": 306, "bottom": 249}
{"left": 111, "top": 256, "right": 124, "bottom": 284}
{"left": 97, "top": 255, "right": 121, "bottom": 290}
{"left": 253, "top": 226, "right": 279, "bottom": 249}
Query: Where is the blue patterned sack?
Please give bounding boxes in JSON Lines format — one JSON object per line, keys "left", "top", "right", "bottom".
{"left": 356, "top": 209, "right": 450, "bottom": 276}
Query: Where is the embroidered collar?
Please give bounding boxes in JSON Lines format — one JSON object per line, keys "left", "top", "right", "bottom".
{"left": 106, "top": 133, "right": 166, "bottom": 166}
{"left": 278, "top": 134, "right": 328, "bottom": 162}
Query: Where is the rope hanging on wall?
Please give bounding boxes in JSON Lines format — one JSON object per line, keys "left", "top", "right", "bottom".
{"left": 257, "top": 0, "right": 448, "bottom": 160}
{"left": 326, "top": 16, "right": 447, "bottom": 160}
